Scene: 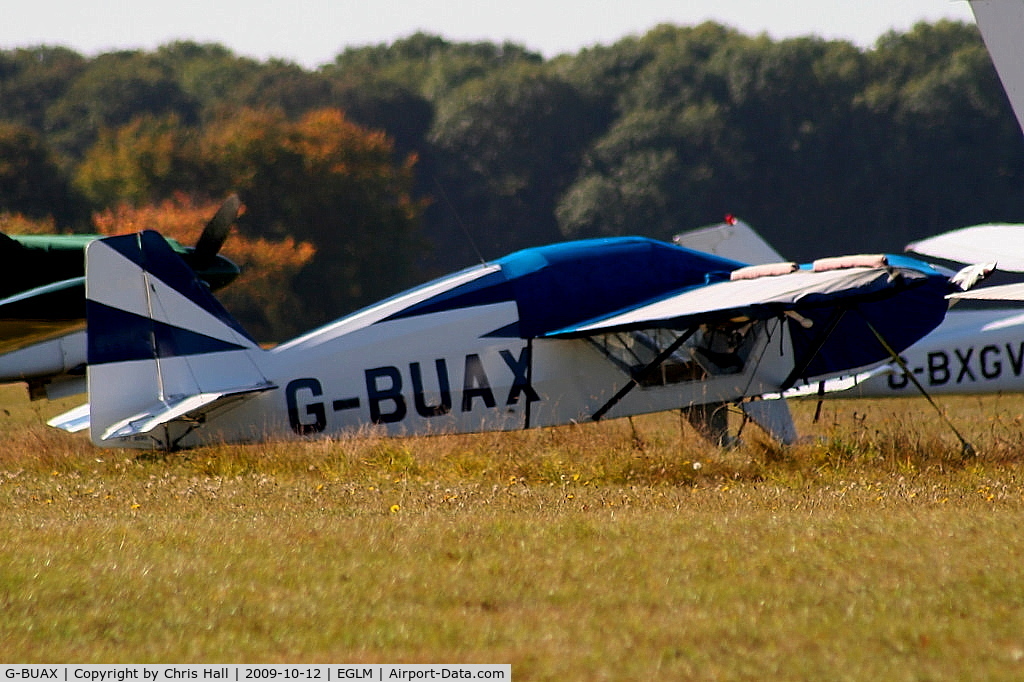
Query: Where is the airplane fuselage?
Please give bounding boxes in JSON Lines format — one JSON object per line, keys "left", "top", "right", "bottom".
{"left": 96, "top": 288, "right": 798, "bottom": 448}
{"left": 243, "top": 306, "right": 794, "bottom": 441}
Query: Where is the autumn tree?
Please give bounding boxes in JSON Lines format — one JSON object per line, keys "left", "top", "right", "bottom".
{"left": 74, "top": 113, "right": 204, "bottom": 207}
{"left": 7, "top": 22, "right": 1022, "bottom": 298}
{"left": 92, "top": 194, "right": 315, "bottom": 341}
{"left": 200, "top": 107, "right": 427, "bottom": 323}
{"left": 0, "top": 212, "right": 57, "bottom": 235}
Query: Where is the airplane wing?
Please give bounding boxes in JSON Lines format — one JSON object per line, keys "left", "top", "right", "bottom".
{"left": 546, "top": 257, "right": 930, "bottom": 337}
{"left": 949, "top": 282, "right": 1024, "bottom": 302}
{"left": 545, "top": 255, "right": 954, "bottom": 407}
{"left": 0, "top": 277, "right": 85, "bottom": 355}
{"left": 0, "top": 277, "right": 88, "bottom": 399}
{"left": 907, "top": 224, "right": 1024, "bottom": 272}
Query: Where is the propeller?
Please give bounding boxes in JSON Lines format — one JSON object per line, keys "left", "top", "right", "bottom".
{"left": 191, "top": 193, "right": 241, "bottom": 270}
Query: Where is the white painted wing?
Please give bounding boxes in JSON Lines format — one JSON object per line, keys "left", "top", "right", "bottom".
{"left": 907, "top": 224, "right": 1024, "bottom": 271}
{"left": 949, "top": 282, "right": 1024, "bottom": 302}
{"left": 547, "top": 265, "right": 898, "bottom": 337}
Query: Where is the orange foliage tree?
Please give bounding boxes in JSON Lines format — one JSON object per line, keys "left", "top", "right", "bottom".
{"left": 200, "top": 108, "right": 428, "bottom": 323}
{"left": 74, "top": 113, "right": 202, "bottom": 208}
{"left": 92, "top": 193, "right": 315, "bottom": 341}
{"left": 0, "top": 212, "right": 57, "bottom": 234}
{"left": 76, "top": 107, "right": 427, "bottom": 327}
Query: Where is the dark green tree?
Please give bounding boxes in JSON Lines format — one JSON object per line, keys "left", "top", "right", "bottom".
{"left": 0, "top": 121, "right": 82, "bottom": 225}
{"left": 326, "top": 32, "right": 542, "bottom": 100}
{"left": 0, "top": 47, "right": 86, "bottom": 134}
{"left": 556, "top": 24, "right": 749, "bottom": 241}
{"left": 428, "top": 63, "right": 597, "bottom": 267}
{"left": 45, "top": 51, "right": 200, "bottom": 162}
{"left": 860, "top": 21, "right": 1024, "bottom": 250}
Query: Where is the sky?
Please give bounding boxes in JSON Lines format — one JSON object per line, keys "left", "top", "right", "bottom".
{"left": 1, "top": 0, "right": 979, "bottom": 69}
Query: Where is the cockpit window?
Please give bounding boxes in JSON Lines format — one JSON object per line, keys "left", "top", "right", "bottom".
{"left": 587, "top": 322, "right": 759, "bottom": 387}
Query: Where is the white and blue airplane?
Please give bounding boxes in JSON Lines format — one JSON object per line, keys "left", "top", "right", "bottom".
{"left": 51, "top": 228, "right": 969, "bottom": 450}
{"left": 791, "top": 225, "right": 1024, "bottom": 400}
{"left": 756, "top": 0, "right": 1024, "bottom": 402}
{"left": 674, "top": 219, "right": 1024, "bottom": 402}
{"left": 666, "top": 0, "right": 1024, "bottom": 406}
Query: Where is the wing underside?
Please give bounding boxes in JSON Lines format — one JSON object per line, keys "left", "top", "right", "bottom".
{"left": 546, "top": 262, "right": 932, "bottom": 338}
{"left": 0, "top": 277, "right": 86, "bottom": 356}
{"left": 907, "top": 224, "right": 1024, "bottom": 272}
{"left": 950, "top": 282, "right": 1024, "bottom": 302}
{"left": 547, "top": 258, "right": 951, "bottom": 392}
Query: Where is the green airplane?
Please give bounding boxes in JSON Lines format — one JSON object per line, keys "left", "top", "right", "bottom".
{"left": 0, "top": 194, "right": 242, "bottom": 400}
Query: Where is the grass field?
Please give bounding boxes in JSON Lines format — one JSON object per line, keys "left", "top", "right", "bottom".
{"left": 4, "top": 384, "right": 1024, "bottom": 679}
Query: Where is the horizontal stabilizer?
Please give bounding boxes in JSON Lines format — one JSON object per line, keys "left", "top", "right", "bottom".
{"left": 99, "top": 383, "right": 276, "bottom": 442}
{"left": 48, "top": 403, "right": 91, "bottom": 433}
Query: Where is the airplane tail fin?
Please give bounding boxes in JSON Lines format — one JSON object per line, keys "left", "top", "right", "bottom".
{"left": 673, "top": 217, "right": 785, "bottom": 265}
{"left": 970, "top": 0, "right": 1024, "bottom": 135}
{"left": 85, "top": 231, "right": 273, "bottom": 449}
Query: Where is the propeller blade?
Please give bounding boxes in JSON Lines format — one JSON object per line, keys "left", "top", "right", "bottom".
{"left": 192, "top": 193, "right": 241, "bottom": 269}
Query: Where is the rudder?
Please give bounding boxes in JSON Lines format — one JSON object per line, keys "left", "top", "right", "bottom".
{"left": 86, "top": 231, "right": 269, "bottom": 448}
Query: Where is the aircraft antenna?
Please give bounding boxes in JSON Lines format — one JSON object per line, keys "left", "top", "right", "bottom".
{"left": 433, "top": 178, "right": 486, "bottom": 265}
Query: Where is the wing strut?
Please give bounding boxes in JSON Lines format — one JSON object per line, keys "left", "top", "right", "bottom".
{"left": 859, "top": 316, "right": 976, "bottom": 459}
{"left": 592, "top": 326, "right": 699, "bottom": 422}
{"left": 779, "top": 307, "right": 848, "bottom": 392}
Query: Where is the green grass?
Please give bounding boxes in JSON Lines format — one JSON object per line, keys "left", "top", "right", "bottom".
{"left": 3, "top": 385, "right": 1024, "bottom": 679}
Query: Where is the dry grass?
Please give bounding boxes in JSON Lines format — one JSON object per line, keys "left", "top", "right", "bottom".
{"left": 3, "top": 385, "right": 1024, "bottom": 678}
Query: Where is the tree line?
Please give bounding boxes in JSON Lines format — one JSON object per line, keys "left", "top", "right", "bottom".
{"left": 0, "top": 20, "right": 1021, "bottom": 340}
